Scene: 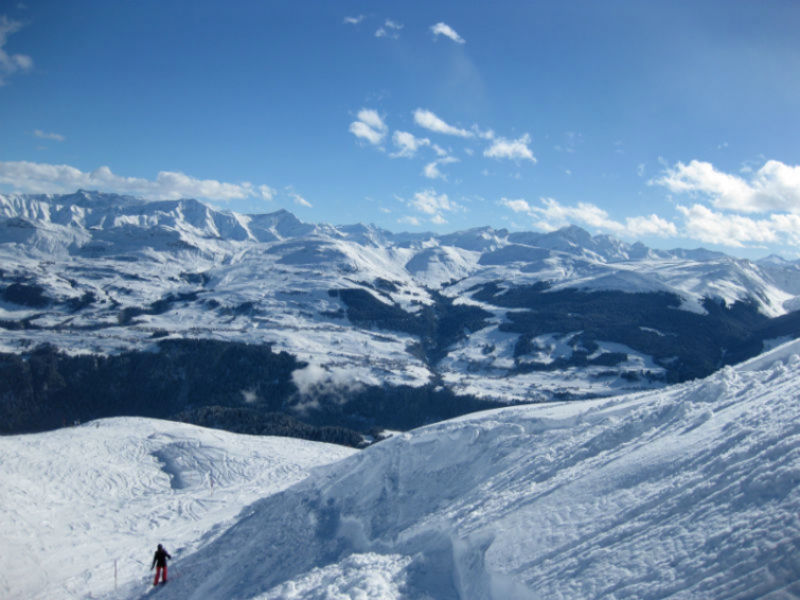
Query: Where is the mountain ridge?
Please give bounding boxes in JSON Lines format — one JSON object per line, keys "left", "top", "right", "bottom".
{"left": 1, "top": 191, "right": 800, "bottom": 436}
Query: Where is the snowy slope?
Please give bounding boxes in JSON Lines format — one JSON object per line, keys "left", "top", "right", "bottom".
{"left": 99, "top": 339, "right": 800, "bottom": 600}
{"left": 0, "top": 419, "right": 355, "bottom": 600}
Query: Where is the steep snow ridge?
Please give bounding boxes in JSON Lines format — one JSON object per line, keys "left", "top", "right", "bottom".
{"left": 0, "top": 418, "right": 355, "bottom": 600}
{"left": 117, "top": 340, "right": 800, "bottom": 599}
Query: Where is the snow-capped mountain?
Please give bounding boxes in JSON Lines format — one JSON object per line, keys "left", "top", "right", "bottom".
{"left": 4, "top": 339, "right": 800, "bottom": 599}
{"left": 1, "top": 191, "right": 799, "bottom": 435}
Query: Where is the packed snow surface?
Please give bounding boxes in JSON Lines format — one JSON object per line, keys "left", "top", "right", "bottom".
{"left": 0, "top": 419, "right": 355, "bottom": 600}
{"left": 3, "top": 341, "right": 800, "bottom": 599}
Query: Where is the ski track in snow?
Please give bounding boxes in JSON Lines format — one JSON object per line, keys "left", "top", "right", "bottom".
{"left": 0, "top": 419, "right": 355, "bottom": 600}
{"left": 37, "top": 342, "right": 798, "bottom": 599}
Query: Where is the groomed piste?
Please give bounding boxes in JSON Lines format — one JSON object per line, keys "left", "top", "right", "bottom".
{"left": 3, "top": 340, "right": 800, "bottom": 599}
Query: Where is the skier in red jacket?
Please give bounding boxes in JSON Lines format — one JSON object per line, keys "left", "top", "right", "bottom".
{"left": 151, "top": 544, "right": 171, "bottom": 586}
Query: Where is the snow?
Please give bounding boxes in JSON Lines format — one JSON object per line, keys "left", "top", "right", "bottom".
{"left": 2, "top": 192, "right": 800, "bottom": 402}
{"left": 0, "top": 418, "right": 355, "bottom": 600}
{"left": 163, "top": 340, "right": 800, "bottom": 599}
{"left": 3, "top": 342, "right": 800, "bottom": 599}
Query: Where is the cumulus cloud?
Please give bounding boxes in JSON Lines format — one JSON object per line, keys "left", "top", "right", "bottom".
{"left": 33, "top": 129, "right": 65, "bottom": 142}
{"left": 422, "top": 156, "right": 458, "bottom": 180}
{"left": 484, "top": 134, "right": 536, "bottom": 163}
{"left": 391, "top": 131, "right": 430, "bottom": 158}
{"left": 0, "top": 160, "right": 270, "bottom": 201}
{"left": 624, "top": 214, "right": 678, "bottom": 238}
{"left": 375, "top": 19, "right": 403, "bottom": 39}
{"left": 259, "top": 185, "right": 276, "bottom": 201}
{"left": 343, "top": 15, "right": 364, "bottom": 25}
{"left": 676, "top": 203, "right": 800, "bottom": 247}
{"left": 408, "top": 189, "right": 461, "bottom": 224}
{"left": 0, "top": 15, "right": 33, "bottom": 85}
{"left": 499, "top": 195, "right": 677, "bottom": 239}
{"left": 499, "top": 198, "right": 532, "bottom": 213}
{"left": 652, "top": 159, "right": 800, "bottom": 214}
{"left": 430, "top": 22, "right": 465, "bottom": 44}
{"left": 413, "top": 109, "right": 473, "bottom": 138}
{"left": 349, "top": 108, "right": 387, "bottom": 146}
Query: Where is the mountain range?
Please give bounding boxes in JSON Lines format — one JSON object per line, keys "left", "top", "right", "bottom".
{"left": 1, "top": 190, "right": 799, "bottom": 438}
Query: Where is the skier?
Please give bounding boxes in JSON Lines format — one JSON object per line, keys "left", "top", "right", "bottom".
{"left": 151, "top": 543, "right": 172, "bottom": 586}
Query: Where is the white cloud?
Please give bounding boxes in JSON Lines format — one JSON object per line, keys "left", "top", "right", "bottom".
{"left": 484, "top": 134, "right": 536, "bottom": 163}
{"left": 0, "top": 160, "right": 269, "bottom": 202}
{"left": 652, "top": 159, "right": 800, "bottom": 214}
{"left": 422, "top": 156, "right": 458, "bottom": 180}
{"left": 0, "top": 15, "right": 33, "bottom": 86}
{"left": 376, "top": 19, "right": 403, "bottom": 39}
{"left": 356, "top": 108, "right": 384, "bottom": 131}
{"left": 499, "top": 198, "right": 531, "bottom": 213}
{"left": 430, "top": 22, "right": 465, "bottom": 44}
{"left": 259, "top": 185, "right": 276, "bottom": 201}
{"left": 625, "top": 214, "right": 678, "bottom": 238}
{"left": 413, "top": 109, "right": 473, "bottom": 138}
{"left": 675, "top": 203, "right": 800, "bottom": 247}
{"left": 398, "top": 215, "right": 420, "bottom": 226}
{"left": 33, "top": 129, "right": 65, "bottom": 142}
{"left": 349, "top": 108, "right": 387, "bottom": 146}
{"left": 391, "top": 131, "right": 430, "bottom": 158}
{"left": 289, "top": 191, "right": 312, "bottom": 208}
{"left": 406, "top": 189, "right": 461, "bottom": 224}
{"left": 472, "top": 125, "right": 495, "bottom": 140}
{"left": 532, "top": 197, "right": 623, "bottom": 233}
{"left": 343, "top": 15, "right": 364, "bottom": 25}
{"left": 410, "top": 189, "right": 454, "bottom": 215}
{"left": 500, "top": 195, "right": 677, "bottom": 239}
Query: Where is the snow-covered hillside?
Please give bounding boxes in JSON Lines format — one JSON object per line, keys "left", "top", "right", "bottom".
{"left": 2, "top": 191, "right": 799, "bottom": 410}
{"left": 3, "top": 341, "right": 800, "bottom": 599}
{"left": 124, "top": 340, "right": 800, "bottom": 600}
{"left": 0, "top": 419, "right": 355, "bottom": 600}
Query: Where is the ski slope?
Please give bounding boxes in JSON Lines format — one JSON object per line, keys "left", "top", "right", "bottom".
{"left": 0, "top": 419, "right": 355, "bottom": 600}
{"left": 3, "top": 341, "right": 800, "bottom": 599}
{"left": 124, "top": 340, "right": 800, "bottom": 600}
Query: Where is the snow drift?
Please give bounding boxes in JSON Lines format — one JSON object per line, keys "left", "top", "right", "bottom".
{"left": 114, "top": 340, "right": 800, "bottom": 599}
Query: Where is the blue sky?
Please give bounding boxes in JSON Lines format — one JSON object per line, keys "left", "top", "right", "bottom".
{"left": 1, "top": 1, "right": 799, "bottom": 258}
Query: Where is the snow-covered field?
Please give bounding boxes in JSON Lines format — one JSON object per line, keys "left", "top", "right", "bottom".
{"left": 3, "top": 341, "right": 800, "bottom": 599}
{"left": 0, "top": 419, "right": 355, "bottom": 600}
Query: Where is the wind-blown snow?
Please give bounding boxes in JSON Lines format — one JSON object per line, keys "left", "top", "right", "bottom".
{"left": 0, "top": 419, "right": 355, "bottom": 600}
{"left": 136, "top": 340, "right": 799, "bottom": 600}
